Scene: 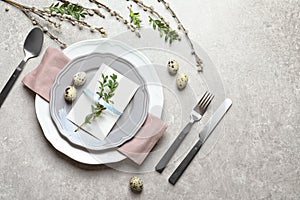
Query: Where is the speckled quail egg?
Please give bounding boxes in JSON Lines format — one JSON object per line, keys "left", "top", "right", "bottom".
{"left": 73, "top": 71, "right": 87, "bottom": 87}
{"left": 129, "top": 176, "right": 143, "bottom": 193}
{"left": 176, "top": 73, "right": 188, "bottom": 90}
{"left": 64, "top": 86, "right": 77, "bottom": 102}
{"left": 167, "top": 59, "right": 179, "bottom": 75}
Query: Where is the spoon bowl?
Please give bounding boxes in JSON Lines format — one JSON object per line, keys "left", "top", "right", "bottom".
{"left": 23, "top": 27, "right": 44, "bottom": 61}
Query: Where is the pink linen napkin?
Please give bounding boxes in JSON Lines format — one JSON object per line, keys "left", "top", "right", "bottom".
{"left": 118, "top": 114, "right": 167, "bottom": 165}
{"left": 22, "top": 47, "right": 70, "bottom": 101}
{"left": 22, "top": 47, "right": 167, "bottom": 165}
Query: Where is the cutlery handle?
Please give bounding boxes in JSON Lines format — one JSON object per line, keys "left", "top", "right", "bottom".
{"left": 155, "top": 122, "right": 193, "bottom": 173}
{"left": 0, "top": 60, "right": 26, "bottom": 108}
{"left": 169, "top": 139, "right": 203, "bottom": 185}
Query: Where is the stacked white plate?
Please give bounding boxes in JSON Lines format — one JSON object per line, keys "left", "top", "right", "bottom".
{"left": 35, "top": 39, "right": 164, "bottom": 164}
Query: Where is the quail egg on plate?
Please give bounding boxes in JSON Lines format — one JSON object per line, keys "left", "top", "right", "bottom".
{"left": 176, "top": 73, "right": 188, "bottom": 90}
{"left": 64, "top": 86, "right": 77, "bottom": 102}
{"left": 73, "top": 71, "right": 87, "bottom": 87}
{"left": 167, "top": 59, "right": 179, "bottom": 75}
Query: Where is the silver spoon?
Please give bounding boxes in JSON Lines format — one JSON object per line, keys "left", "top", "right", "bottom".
{"left": 0, "top": 27, "right": 44, "bottom": 108}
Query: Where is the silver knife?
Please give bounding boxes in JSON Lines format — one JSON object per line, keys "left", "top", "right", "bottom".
{"left": 168, "top": 98, "right": 232, "bottom": 185}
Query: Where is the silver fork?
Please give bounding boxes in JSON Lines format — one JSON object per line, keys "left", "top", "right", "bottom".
{"left": 155, "top": 91, "right": 214, "bottom": 173}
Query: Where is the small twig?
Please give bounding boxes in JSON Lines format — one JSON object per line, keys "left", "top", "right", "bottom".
{"left": 3, "top": 0, "right": 67, "bottom": 48}
{"left": 3, "top": 0, "right": 107, "bottom": 48}
{"left": 130, "top": 0, "right": 203, "bottom": 71}
{"left": 159, "top": 0, "right": 203, "bottom": 71}
{"left": 128, "top": 5, "right": 142, "bottom": 29}
{"left": 23, "top": 10, "right": 68, "bottom": 49}
{"left": 48, "top": 1, "right": 107, "bottom": 36}
{"left": 59, "top": 0, "right": 141, "bottom": 37}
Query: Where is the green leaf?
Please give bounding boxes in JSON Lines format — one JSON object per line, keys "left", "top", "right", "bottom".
{"left": 110, "top": 74, "right": 117, "bottom": 80}
{"left": 153, "top": 23, "right": 156, "bottom": 30}
{"left": 74, "top": 13, "right": 79, "bottom": 20}
{"left": 59, "top": 7, "right": 65, "bottom": 14}
{"left": 52, "top": 7, "right": 59, "bottom": 13}
{"left": 63, "top": 2, "right": 69, "bottom": 8}
{"left": 159, "top": 28, "right": 163, "bottom": 37}
{"left": 68, "top": 4, "right": 74, "bottom": 11}
{"left": 75, "top": 6, "right": 83, "bottom": 12}
{"left": 128, "top": 7, "right": 142, "bottom": 29}
{"left": 85, "top": 113, "right": 94, "bottom": 124}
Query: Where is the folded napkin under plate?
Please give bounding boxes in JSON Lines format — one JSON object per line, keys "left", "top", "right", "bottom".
{"left": 23, "top": 47, "right": 167, "bottom": 165}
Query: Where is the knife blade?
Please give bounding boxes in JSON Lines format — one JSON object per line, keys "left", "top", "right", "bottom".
{"left": 168, "top": 98, "right": 232, "bottom": 185}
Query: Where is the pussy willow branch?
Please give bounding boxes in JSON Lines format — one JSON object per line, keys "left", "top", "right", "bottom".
{"left": 44, "top": 3, "right": 107, "bottom": 36}
{"left": 22, "top": 10, "right": 68, "bottom": 48}
{"left": 90, "top": 0, "right": 141, "bottom": 37}
{"left": 59, "top": 0, "right": 141, "bottom": 37}
{"left": 2, "top": 0, "right": 107, "bottom": 48}
{"left": 130, "top": 0, "right": 203, "bottom": 71}
{"left": 159, "top": 0, "right": 204, "bottom": 71}
{"left": 2, "top": 0, "right": 68, "bottom": 48}
{"left": 128, "top": 0, "right": 170, "bottom": 28}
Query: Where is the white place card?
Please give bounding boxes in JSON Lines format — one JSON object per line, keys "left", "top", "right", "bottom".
{"left": 67, "top": 64, "right": 139, "bottom": 140}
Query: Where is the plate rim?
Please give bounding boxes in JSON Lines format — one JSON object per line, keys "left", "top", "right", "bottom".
{"left": 49, "top": 52, "right": 150, "bottom": 150}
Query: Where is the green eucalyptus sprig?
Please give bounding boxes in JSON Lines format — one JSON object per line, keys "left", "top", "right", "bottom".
{"left": 49, "top": 2, "right": 87, "bottom": 20}
{"left": 149, "top": 16, "right": 180, "bottom": 44}
{"left": 75, "top": 73, "right": 118, "bottom": 132}
{"left": 128, "top": 5, "right": 142, "bottom": 29}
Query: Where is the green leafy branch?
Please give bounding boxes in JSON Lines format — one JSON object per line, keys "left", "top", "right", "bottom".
{"left": 75, "top": 73, "right": 118, "bottom": 132}
{"left": 96, "top": 73, "right": 118, "bottom": 104}
{"left": 149, "top": 16, "right": 180, "bottom": 44}
{"left": 128, "top": 6, "right": 142, "bottom": 29}
{"left": 49, "top": 2, "right": 87, "bottom": 20}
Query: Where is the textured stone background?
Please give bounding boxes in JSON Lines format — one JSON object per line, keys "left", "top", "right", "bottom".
{"left": 0, "top": 0, "right": 299, "bottom": 199}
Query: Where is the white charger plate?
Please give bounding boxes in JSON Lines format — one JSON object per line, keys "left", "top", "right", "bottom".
{"left": 35, "top": 39, "right": 164, "bottom": 164}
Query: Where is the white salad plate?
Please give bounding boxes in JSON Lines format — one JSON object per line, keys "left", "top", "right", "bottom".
{"left": 35, "top": 39, "right": 164, "bottom": 164}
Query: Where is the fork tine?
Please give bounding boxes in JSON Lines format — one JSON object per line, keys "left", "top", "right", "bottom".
{"left": 199, "top": 92, "right": 214, "bottom": 109}
{"left": 197, "top": 91, "right": 208, "bottom": 106}
{"left": 197, "top": 91, "right": 209, "bottom": 106}
{"left": 199, "top": 92, "right": 211, "bottom": 107}
{"left": 202, "top": 94, "right": 214, "bottom": 110}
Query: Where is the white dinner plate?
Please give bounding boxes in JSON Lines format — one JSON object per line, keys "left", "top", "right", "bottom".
{"left": 35, "top": 39, "right": 164, "bottom": 164}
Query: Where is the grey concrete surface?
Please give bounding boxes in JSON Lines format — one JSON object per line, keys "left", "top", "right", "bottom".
{"left": 0, "top": 0, "right": 299, "bottom": 199}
